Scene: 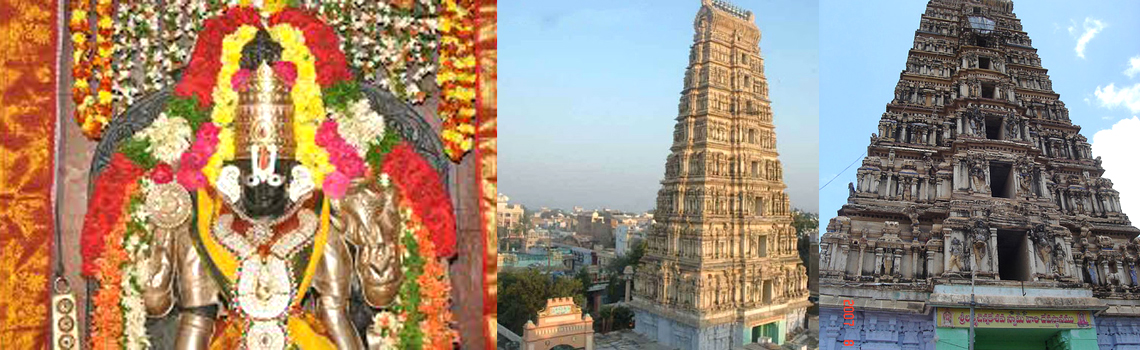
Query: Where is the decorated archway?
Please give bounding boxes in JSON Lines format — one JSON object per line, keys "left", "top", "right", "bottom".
{"left": 522, "top": 298, "right": 595, "bottom": 350}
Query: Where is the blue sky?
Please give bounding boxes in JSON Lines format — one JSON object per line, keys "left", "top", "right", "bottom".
{"left": 819, "top": 0, "right": 1140, "bottom": 233}
{"left": 499, "top": 0, "right": 820, "bottom": 213}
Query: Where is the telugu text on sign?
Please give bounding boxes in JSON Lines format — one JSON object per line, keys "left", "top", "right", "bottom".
{"left": 936, "top": 308, "right": 1093, "bottom": 329}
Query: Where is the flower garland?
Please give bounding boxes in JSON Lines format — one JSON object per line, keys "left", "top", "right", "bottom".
{"left": 380, "top": 205, "right": 458, "bottom": 349}
{"left": 267, "top": 22, "right": 335, "bottom": 188}
{"left": 81, "top": 153, "right": 146, "bottom": 276}
{"left": 81, "top": 5, "right": 460, "bottom": 350}
{"left": 119, "top": 188, "right": 153, "bottom": 350}
{"left": 83, "top": 154, "right": 144, "bottom": 349}
{"left": 69, "top": 0, "right": 93, "bottom": 132}
{"left": 438, "top": 0, "right": 478, "bottom": 161}
{"left": 70, "top": 0, "right": 116, "bottom": 139}
{"left": 382, "top": 143, "right": 457, "bottom": 257}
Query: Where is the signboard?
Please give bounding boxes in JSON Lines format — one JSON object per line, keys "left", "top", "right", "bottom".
{"left": 550, "top": 305, "right": 572, "bottom": 316}
{"left": 936, "top": 308, "right": 1093, "bottom": 329}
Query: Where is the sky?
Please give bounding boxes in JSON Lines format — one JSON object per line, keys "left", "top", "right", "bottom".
{"left": 819, "top": 0, "right": 1140, "bottom": 233}
{"left": 499, "top": 0, "right": 820, "bottom": 213}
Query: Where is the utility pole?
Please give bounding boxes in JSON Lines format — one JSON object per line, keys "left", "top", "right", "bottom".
{"left": 969, "top": 258, "right": 976, "bottom": 350}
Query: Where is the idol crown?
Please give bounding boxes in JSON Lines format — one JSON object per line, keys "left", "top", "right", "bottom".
{"left": 235, "top": 62, "right": 295, "bottom": 160}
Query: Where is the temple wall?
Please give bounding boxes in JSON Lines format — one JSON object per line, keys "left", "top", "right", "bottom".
{"left": 1096, "top": 317, "right": 1140, "bottom": 350}
{"left": 819, "top": 308, "right": 936, "bottom": 350}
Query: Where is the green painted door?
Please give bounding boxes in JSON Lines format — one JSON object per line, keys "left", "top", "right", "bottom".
{"left": 936, "top": 327, "right": 1099, "bottom": 350}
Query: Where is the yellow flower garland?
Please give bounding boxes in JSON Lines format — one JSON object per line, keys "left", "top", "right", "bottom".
{"left": 203, "top": 25, "right": 259, "bottom": 185}
{"left": 270, "top": 24, "right": 334, "bottom": 186}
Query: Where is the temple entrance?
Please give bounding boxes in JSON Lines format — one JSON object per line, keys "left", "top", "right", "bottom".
{"left": 976, "top": 328, "right": 1088, "bottom": 350}
{"left": 934, "top": 308, "right": 1097, "bottom": 350}
{"left": 522, "top": 298, "right": 595, "bottom": 350}
{"left": 748, "top": 320, "right": 786, "bottom": 345}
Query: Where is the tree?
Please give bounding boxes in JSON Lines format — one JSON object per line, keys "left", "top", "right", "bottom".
{"left": 594, "top": 305, "right": 636, "bottom": 333}
{"left": 792, "top": 209, "right": 819, "bottom": 267}
{"left": 604, "top": 240, "right": 647, "bottom": 302}
{"left": 498, "top": 269, "right": 586, "bottom": 335}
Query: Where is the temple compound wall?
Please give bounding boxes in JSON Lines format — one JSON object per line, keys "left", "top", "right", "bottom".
{"left": 819, "top": 1, "right": 1140, "bottom": 349}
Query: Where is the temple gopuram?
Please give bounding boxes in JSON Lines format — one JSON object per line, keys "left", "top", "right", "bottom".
{"left": 820, "top": 1, "right": 1139, "bottom": 349}
{"left": 630, "top": 1, "right": 810, "bottom": 349}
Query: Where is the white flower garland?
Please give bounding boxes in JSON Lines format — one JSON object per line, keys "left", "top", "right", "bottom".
{"left": 120, "top": 179, "right": 155, "bottom": 350}
{"left": 331, "top": 98, "right": 386, "bottom": 157}
{"left": 367, "top": 310, "right": 405, "bottom": 349}
{"left": 134, "top": 113, "right": 193, "bottom": 165}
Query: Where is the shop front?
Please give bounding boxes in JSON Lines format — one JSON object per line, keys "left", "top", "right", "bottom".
{"left": 933, "top": 308, "right": 1098, "bottom": 350}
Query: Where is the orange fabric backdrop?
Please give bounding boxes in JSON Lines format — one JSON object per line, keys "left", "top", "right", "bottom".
{"left": 476, "top": 0, "right": 498, "bottom": 348}
{"left": 0, "top": 0, "right": 60, "bottom": 349}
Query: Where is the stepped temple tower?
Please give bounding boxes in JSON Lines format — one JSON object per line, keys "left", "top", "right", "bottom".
{"left": 819, "top": 1, "right": 1140, "bottom": 349}
{"left": 630, "top": 1, "right": 810, "bottom": 349}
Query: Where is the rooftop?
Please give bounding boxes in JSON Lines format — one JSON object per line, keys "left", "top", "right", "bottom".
{"left": 710, "top": 0, "right": 752, "bottom": 20}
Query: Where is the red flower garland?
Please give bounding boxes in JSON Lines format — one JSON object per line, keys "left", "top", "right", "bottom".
{"left": 269, "top": 8, "right": 353, "bottom": 87}
{"left": 381, "top": 143, "right": 457, "bottom": 258}
{"left": 80, "top": 153, "right": 146, "bottom": 277}
{"left": 174, "top": 6, "right": 263, "bottom": 107}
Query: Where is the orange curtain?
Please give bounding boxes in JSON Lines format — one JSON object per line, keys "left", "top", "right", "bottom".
{"left": 0, "top": 0, "right": 60, "bottom": 349}
{"left": 476, "top": 0, "right": 498, "bottom": 348}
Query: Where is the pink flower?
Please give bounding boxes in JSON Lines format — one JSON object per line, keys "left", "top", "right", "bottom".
{"left": 196, "top": 123, "right": 220, "bottom": 144}
{"left": 150, "top": 163, "right": 174, "bottom": 184}
{"left": 273, "top": 61, "right": 297, "bottom": 88}
{"left": 340, "top": 153, "right": 366, "bottom": 178}
{"left": 190, "top": 139, "right": 217, "bottom": 156}
{"left": 179, "top": 151, "right": 209, "bottom": 171}
{"left": 315, "top": 120, "right": 338, "bottom": 147}
{"left": 322, "top": 171, "right": 350, "bottom": 199}
{"left": 231, "top": 68, "right": 253, "bottom": 91}
{"left": 177, "top": 169, "right": 207, "bottom": 190}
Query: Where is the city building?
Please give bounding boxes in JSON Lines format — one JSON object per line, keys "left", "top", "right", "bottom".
{"left": 819, "top": 1, "right": 1138, "bottom": 349}
{"left": 498, "top": 193, "right": 526, "bottom": 230}
{"left": 629, "top": 1, "right": 810, "bottom": 349}
{"left": 576, "top": 211, "right": 616, "bottom": 248}
{"left": 616, "top": 224, "right": 632, "bottom": 256}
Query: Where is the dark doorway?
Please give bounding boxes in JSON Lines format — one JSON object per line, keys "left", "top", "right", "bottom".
{"left": 985, "top": 116, "right": 1002, "bottom": 140}
{"left": 997, "top": 230, "right": 1031, "bottom": 281}
{"left": 979, "top": 57, "right": 991, "bottom": 70}
{"left": 981, "top": 83, "right": 996, "bottom": 99}
{"left": 989, "top": 162, "right": 1013, "bottom": 198}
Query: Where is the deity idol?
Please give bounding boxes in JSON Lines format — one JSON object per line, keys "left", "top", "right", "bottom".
{"left": 80, "top": 6, "right": 456, "bottom": 350}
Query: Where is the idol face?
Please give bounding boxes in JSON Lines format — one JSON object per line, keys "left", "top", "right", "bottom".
{"left": 232, "top": 158, "right": 297, "bottom": 219}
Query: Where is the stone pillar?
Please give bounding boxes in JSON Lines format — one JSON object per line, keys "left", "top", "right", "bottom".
{"left": 990, "top": 227, "right": 1000, "bottom": 276}
{"left": 874, "top": 247, "right": 885, "bottom": 275}
{"left": 1101, "top": 260, "right": 1111, "bottom": 285}
{"left": 835, "top": 243, "right": 849, "bottom": 277}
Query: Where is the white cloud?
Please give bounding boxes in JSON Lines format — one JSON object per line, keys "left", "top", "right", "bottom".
{"left": 1092, "top": 116, "right": 1140, "bottom": 221}
{"left": 1073, "top": 18, "right": 1106, "bottom": 59}
{"left": 1126, "top": 55, "right": 1140, "bottom": 78}
{"left": 1094, "top": 83, "right": 1140, "bottom": 113}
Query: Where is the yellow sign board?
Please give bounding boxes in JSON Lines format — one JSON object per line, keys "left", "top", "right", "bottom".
{"left": 936, "top": 308, "right": 1093, "bottom": 329}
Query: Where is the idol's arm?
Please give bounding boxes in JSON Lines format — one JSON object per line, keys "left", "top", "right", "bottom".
{"left": 331, "top": 180, "right": 404, "bottom": 308}
{"left": 312, "top": 228, "right": 364, "bottom": 350}
{"left": 142, "top": 184, "right": 196, "bottom": 318}
{"left": 142, "top": 224, "right": 176, "bottom": 317}
{"left": 173, "top": 228, "right": 219, "bottom": 350}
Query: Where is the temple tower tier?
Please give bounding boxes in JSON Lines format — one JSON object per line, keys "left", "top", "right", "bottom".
{"left": 630, "top": 1, "right": 810, "bottom": 349}
{"left": 818, "top": 1, "right": 1140, "bottom": 349}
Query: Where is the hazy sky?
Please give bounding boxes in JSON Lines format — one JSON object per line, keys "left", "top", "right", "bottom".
{"left": 818, "top": 0, "right": 1140, "bottom": 232}
{"left": 499, "top": 0, "right": 820, "bottom": 213}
